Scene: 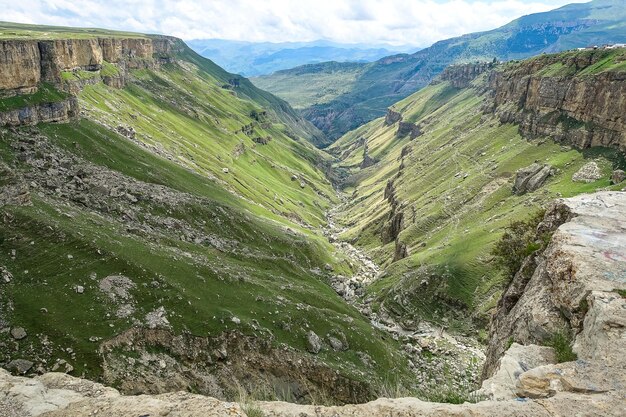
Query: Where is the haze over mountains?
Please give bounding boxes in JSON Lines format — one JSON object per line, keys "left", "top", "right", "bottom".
{"left": 254, "top": 0, "right": 626, "bottom": 144}
{"left": 187, "top": 39, "right": 419, "bottom": 77}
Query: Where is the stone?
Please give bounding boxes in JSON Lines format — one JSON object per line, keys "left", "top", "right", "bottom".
{"left": 99, "top": 275, "right": 135, "bottom": 301}
{"left": 6, "top": 359, "right": 34, "bottom": 374}
{"left": 231, "top": 316, "right": 241, "bottom": 325}
{"left": 0, "top": 267, "right": 12, "bottom": 283}
{"left": 477, "top": 343, "right": 556, "bottom": 400}
{"left": 610, "top": 169, "right": 625, "bottom": 184}
{"left": 10, "top": 327, "right": 27, "bottom": 340}
{"left": 306, "top": 331, "right": 322, "bottom": 354}
{"left": 572, "top": 161, "right": 603, "bottom": 183}
{"left": 327, "top": 336, "right": 344, "bottom": 352}
{"left": 75, "top": 285, "right": 84, "bottom": 294}
{"left": 222, "top": 168, "right": 229, "bottom": 173}
{"left": 512, "top": 163, "right": 552, "bottom": 194}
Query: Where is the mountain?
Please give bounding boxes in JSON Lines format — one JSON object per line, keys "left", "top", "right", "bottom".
{"left": 327, "top": 47, "right": 626, "bottom": 336}
{"left": 0, "top": 22, "right": 414, "bottom": 404}
{"left": 187, "top": 39, "right": 418, "bottom": 77}
{"left": 255, "top": 0, "right": 626, "bottom": 143}
{"left": 2, "top": 38, "right": 626, "bottom": 416}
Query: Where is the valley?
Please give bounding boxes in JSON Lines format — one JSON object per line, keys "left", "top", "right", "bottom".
{"left": 1, "top": 4, "right": 626, "bottom": 416}
{"left": 254, "top": 0, "right": 626, "bottom": 141}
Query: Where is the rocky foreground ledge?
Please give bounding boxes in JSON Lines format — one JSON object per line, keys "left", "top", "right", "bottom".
{"left": 2, "top": 191, "right": 625, "bottom": 416}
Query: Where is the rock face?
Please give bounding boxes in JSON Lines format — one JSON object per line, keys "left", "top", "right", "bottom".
{"left": 477, "top": 343, "right": 556, "bottom": 400}
{"left": 439, "top": 62, "right": 494, "bottom": 88}
{"left": 98, "top": 327, "right": 370, "bottom": 405}
{"left": 512, "top": 163, "right": 552, "bottom": 194}
{"left": 0, "top": 36, "right": 180, "bottom": 95}
{"left": 0, "top": 35, "right": 182, "bottom": 127}
{"left": 0, "top": 41, "right": 40, "bottom": 96}
{"left": 487, "top": 51, "right": 626, "bottom": 152}
{"left": 396, "top": 121, "right": 421, "bottom": 139}
{"left": 483, "top": 191, "right": 626, "bottom": 379}
{"left": 0, "top": 97, "right": 79, "bottom": 126}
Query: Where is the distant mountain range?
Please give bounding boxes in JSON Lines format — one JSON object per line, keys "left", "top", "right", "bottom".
{"left": 186, "top": 39, "right": 419, "bottom": 77}
{"left": 253, "top": 0, "right": 626, "bottom": 145}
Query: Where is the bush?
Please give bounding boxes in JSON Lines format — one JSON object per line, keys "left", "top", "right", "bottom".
{"left": 491, "top": 210, "right": 549, "bottom": 281}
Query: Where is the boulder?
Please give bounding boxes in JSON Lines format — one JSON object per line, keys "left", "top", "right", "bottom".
{"left": 306, "top": 331, "right": 322, "bottom": 354}
{"left": 10, "top": 327, "right": 27, "bottom": 340}
{"left": 6, "top": 359, "right": 34, "bottom": 375}
{"left": 512, "top": 163, "right": 552, "bottom": 194}
{"left": 610, "top": 169, "right": 625, "bottom": 184}
{"left": 327, "top": 336, "right": 344, "bottom": 352}
{"left": 477, "top": 343, "right": 556, "bottom": 400}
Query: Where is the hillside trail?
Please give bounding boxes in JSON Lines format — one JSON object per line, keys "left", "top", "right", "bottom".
{"left": 323, "top": 191, "right": 484, "bottom": 390}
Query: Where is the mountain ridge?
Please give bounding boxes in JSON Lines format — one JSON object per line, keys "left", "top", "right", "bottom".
{"left": 255, "top": 0, "right": 626, "bottom": 143}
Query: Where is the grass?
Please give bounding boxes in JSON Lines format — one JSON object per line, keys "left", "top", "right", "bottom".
{"left": 546, "top": 331, "right": 577, "bottom": 363}
{"left": 0, "top": 83, "right": 68, "bottom": 112}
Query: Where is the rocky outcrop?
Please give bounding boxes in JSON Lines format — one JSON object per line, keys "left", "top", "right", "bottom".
{"left": 0, "top": 369, "right": 246, "bottom": 417}
{"left": 384, "top": 108, "right": 402, "bottom": 126}
{"left": 439, "top": 62, "right": 494, "bottom": 88}
{"left": 482, "top": 191, "right": 626, "bottom": 379}
{"left": 99, "top": 328, "right": 371, "bottom": 405}
{"left": 396, "top": 121, "right": 421, "bottom": 139}
{"left": 487, "top": 51, "right": 626, "bottom": 152}
{"left": 0, "top": 97, "right": 78, "bottom": 126}
{"left": 0, "top": 36, "right": 180, "bottom": 96}
{"left": 512, "top": 163, "right": 552, "bottom": 194}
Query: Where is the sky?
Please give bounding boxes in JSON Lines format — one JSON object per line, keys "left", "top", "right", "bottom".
{"left": 0, "top": 0, "right": 582, "bottom": 46}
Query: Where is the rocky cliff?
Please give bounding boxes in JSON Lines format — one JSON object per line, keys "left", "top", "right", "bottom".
{"left": 0, "top": 35, "right": 182, "bottom": 126}
{"left": 438, "top": 62, "right": 494, "bottom": 88}
{"left": 0, "top": 97, "right": 79, "bottom": 126}
{"left": 2, "top": 192, "right": 624, "bottom": 416}
{"left": 482, "top": 191, "right": 626, "bottom": 380}
{"left": 0, "top": 36, "right": 180, "bottom": 96}
{"left": 487, "top": 49, "right": 626, "bottom": 152}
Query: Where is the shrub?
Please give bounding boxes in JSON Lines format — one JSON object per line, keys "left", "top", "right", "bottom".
{"left": 546, "top": 331, "right": 577, "bottom": 363}
{"left": 491, "top": 210, "right": 549, "bottom": 281}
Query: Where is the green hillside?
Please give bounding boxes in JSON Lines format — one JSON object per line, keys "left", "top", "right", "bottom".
{"left": 256, "top": 0, "right": 626, "bottom": 142}
{"left": 0, "top": 23, "right": 408, "bottom": 403}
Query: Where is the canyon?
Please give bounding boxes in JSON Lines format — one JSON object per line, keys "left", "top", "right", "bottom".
{"left": 1, "top": 17, "right": 626, "bottom": 417}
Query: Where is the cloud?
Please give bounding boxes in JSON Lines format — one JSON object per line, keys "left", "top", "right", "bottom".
{"left": 0, "top": 0, "right": 575, "bottom": 46}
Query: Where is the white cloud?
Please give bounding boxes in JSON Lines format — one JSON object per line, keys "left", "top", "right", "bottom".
{"left": 0, "top": 0, "right": 577, "bottom": 46}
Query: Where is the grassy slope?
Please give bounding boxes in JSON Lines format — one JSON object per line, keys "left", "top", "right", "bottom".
{"left": 0, "top": 26, "right": 409, "bottom": 392}
{"left": 329, "top": 70, "right": 625, "bottom": 332}
{"left": 256, "top": 0, "right": 626, "bottom": 141}
{"left": 252, "top": 62, "right": 366, "bottom": 110}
